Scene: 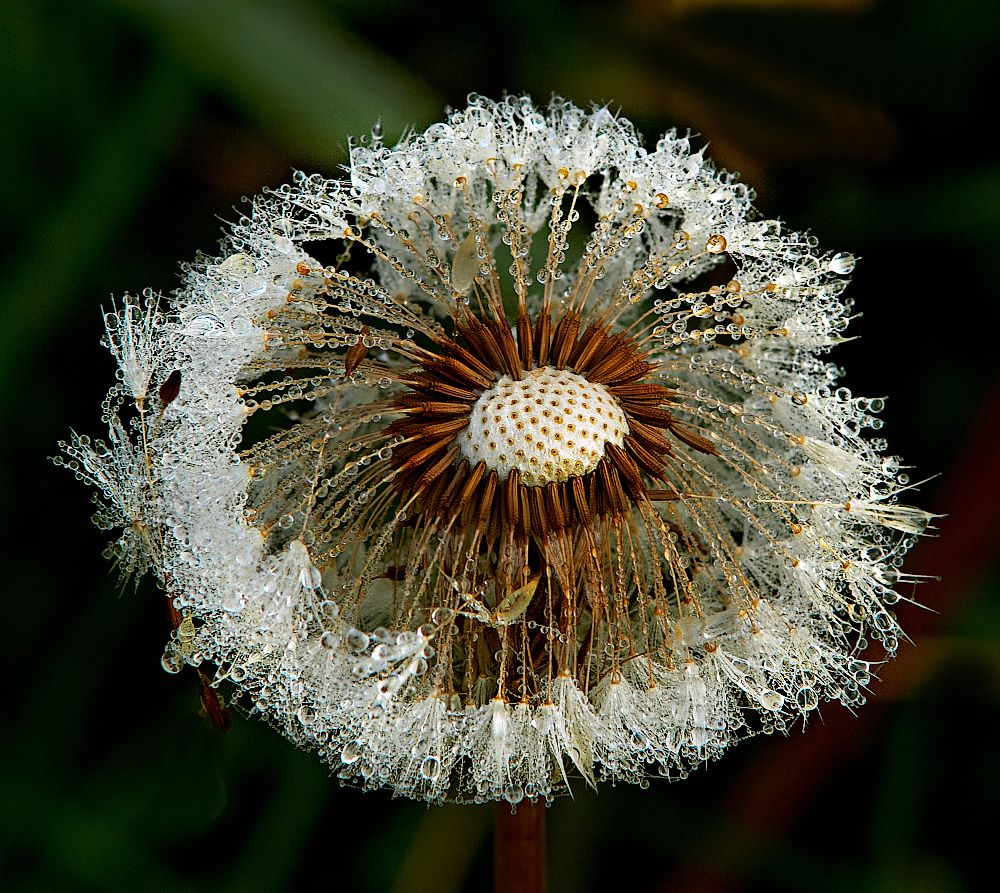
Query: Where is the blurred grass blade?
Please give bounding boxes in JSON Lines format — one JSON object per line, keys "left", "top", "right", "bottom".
{"left": 811, "top": 165, "right": 1000, "bottom": 241}
{"left": 0, "top": 56, "right": 194, "bottom": 408}
{"left": 389, "top": 805, "right": 490, "bottom": 893}
{"left": 109, "top": 0, "right": 443, "bottom": 162}
{"left": 220, "top": 750, "right": 332, "bottom": 893}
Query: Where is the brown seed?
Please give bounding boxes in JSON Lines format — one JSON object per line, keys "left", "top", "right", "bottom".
{"left": 165, "top": 594, "right": 184, "bottom": 631}
{"left": 551, "top": 312, "right": 582, "bottom": 368}
{"left": 566, "top": 322, "right": 606, "bottom": 372}
{"left": 412, "top": 444, "right": 462, "bottom": 492}
{"left": 534, "top": 312, "right": 552, "bottom": 366}
{"left": 434, "top": 333, "right": 495, "bottom": 381}
{"left": 516, "top": 312, "right": 534, "bottom": 369}
{"left": 198, "top": 670, "right": 231, "bottom": 732}
{"left": 571, "top": 476, "right": 593, "bottom": 527}
{"left": 611, "top": 382, "right": 675, "bottom": 404}
{"left": 456, "top": 461, "right": 486, "bottom": 517}
{"left": 529, "top": 487, "right": 548, "bottom": 534}
{"left": 628, "top": 421, "right": 674, "bottom": 457}
{"left": 595, "top": 356, "right": 654, "bottom": 387}
{"left": 597, "top": 459, "right": 627, "bottom": 516}
{"left": 430, "top": 460, "right": 470, "bottom": 516}
{"left": 645, "top": 488, "right": 680, "bottom": 502}
{"left": 345, "top": 326, "right": 370, "bottom": 375}
{"left": 546, "top": 482, "right": 568, "bottom": 531}
{"left": 158, "top": 370, "right": 182, "bottom": 406}
{"left": 396, "top": 398, "right": 473, "bottom": 417}
{"left": 418, "top": 417, "right": 471, "bottom": 440}
{"left": 394, "top": 437, "right": 455, "bottom": 478}
{"left": 457, "top": 314, "right": 506, "bottom": 373}
{"left": 625, "top": 404, "right": 676, "bottom": 427}
{"left": 668, "top": 422, "right": 718, "bottom": 456}
{"left": 623, "top": 435, "right": 670, "bottom": 480}
{"left": 491, "top": 315, "right": 523, "bottom": 379}
{"left": 401, "top": 372, "right": 479, "bottom": 401}
{"left": 478, "top": 469, "right": 498, "bottom": 531}
{"left": 605, "top": 443, "right": 645, "bottom": 499}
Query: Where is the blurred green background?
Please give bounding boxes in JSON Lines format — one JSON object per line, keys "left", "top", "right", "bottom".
{"left": 2, "top": 0, "right": 999, "bottom": 890}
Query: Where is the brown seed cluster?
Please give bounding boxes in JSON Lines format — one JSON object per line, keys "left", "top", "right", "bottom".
{"left": 386, "top": 306, "right": 717, "bottom": 543}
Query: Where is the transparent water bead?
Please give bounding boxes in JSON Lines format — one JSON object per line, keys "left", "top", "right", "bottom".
{"left": 457, "top": 366, "right": 628, "bottom": 487}
{"left": 759, "top": 690, "right": 784, "bottom": 711}
{"left": 419, "top": 755, "right": 442, "bottom": 780}
{"left": 828, "top": 252, "right": 856, "bottom": 275}
{"left": 504, "top": 783, "right": 525, "bottom": 804}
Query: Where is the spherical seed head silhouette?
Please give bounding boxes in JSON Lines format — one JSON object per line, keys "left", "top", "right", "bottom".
{"left": 59, "top": 96, "right": 932, "bottom": 804}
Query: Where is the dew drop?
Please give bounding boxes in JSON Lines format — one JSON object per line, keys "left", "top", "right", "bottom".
{"left": 795, "top": 687, "right": 819, "bottom": 711}
{"left": 503, "top": 784, "right": 524, "bottom": 804}
{"left": 759, "top": 690, "right": 784, "bottom": 711}
{"left": 346, "top": 628, "right": 369, "bottom": 651}
{"left": 706, "top": 234, "right": 727, "bottom": 254}
{"left": 419, "top": 755, "right": 442, "bottom": 781}
{"left": 161, "top": 650, "right": 184, "bottom": 674}
{"left": 828, "top": 252, "right": 856, "bottom": 275}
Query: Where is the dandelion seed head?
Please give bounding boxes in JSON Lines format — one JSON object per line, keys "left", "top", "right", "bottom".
{"left": 59, "top": 95, "right": 933, "bottom": 804}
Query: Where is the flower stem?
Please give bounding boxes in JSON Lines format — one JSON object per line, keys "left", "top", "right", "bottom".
{"left": 493, "top": 800, "right": 546, "bottom": 893}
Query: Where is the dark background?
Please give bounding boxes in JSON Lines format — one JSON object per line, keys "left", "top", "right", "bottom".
{"left": 2, "top": 1, "right": 998, "bottom": 890}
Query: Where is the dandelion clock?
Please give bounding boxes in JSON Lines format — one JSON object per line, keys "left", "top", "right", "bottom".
{"left": 58, "top": 97, "right": 931, "bottom": 838}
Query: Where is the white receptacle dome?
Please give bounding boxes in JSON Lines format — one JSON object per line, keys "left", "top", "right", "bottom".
{"left": 457, "top": 366, "right": 628, "bottom": 487}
